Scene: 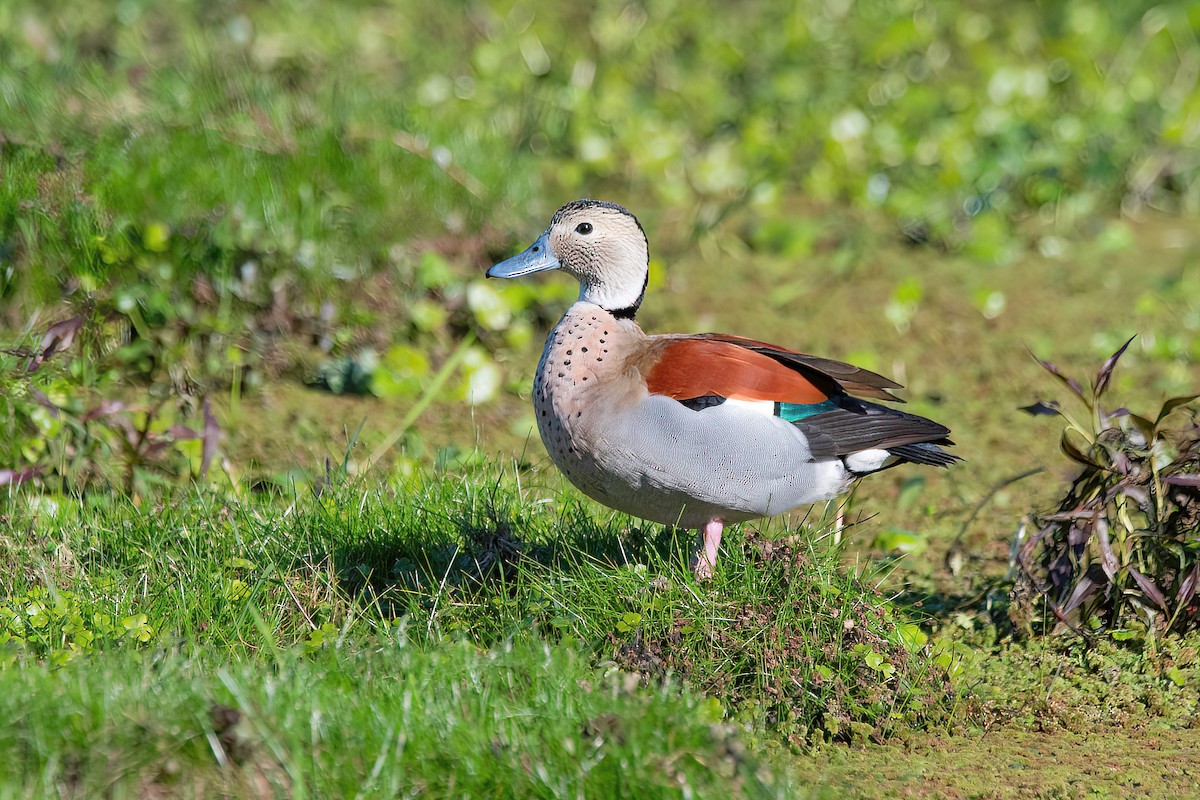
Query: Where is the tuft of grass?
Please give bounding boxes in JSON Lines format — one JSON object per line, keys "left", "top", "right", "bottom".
{"left": 602, "top": 532, "right": 957, "bottom": 745}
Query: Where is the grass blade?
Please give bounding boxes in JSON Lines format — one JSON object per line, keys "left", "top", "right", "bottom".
{"left": 362, "top": 331, "right": 477, "bottom": 475}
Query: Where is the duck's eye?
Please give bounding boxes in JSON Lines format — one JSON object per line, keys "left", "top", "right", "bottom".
{"left": 575, "top": 222, "right": 593, "bottom": 235}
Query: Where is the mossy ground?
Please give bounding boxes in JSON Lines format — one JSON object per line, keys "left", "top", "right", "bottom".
{"left": 799, "top": 729, "right": 1200, "bottom": 799}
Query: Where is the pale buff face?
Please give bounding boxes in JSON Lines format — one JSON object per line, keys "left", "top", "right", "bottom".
{"left": 545, "top": 203, "right": 649, "bottom": 312}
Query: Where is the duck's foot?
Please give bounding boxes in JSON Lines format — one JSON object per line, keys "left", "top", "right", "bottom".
{"left": 690, "top": 518, "right": 724, "bottom": 580}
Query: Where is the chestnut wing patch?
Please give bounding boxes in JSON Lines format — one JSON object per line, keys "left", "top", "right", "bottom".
{"left": 643, "top": 338, "right": 830, "bottom": 404}
{"left": 694, "top": 333, "right": 904, "bottom": 402}
{"left": 641, "top": 335, "right": 905, "bottom": 404}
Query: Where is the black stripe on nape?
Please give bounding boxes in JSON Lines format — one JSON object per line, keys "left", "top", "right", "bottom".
{"left": 610, "top": 305, "right": 638, "bottom": 320}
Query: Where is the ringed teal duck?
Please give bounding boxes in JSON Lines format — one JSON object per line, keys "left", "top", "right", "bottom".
{"left": 488, "top": 200, "right": 959, "bottom": 577}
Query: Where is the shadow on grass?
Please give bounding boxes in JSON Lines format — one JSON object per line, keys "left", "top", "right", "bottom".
{"left": 324, "top": 495, "right": 699, "bottom": 615}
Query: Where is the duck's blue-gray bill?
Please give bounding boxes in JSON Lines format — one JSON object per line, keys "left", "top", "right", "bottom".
{"left": 486, "top": 234, "right": 560, "bottom": 278}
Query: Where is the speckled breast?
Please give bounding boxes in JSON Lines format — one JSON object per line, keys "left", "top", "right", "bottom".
{"left": 531, "top": 303, "right": 629, "bottom": 505}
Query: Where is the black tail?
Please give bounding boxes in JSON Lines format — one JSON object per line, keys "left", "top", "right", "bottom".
{"left": 792, "top": 395, "right": 961, "bottom": 466}
{"left": 887, "top": 441, "right": 961, "bottom": 467}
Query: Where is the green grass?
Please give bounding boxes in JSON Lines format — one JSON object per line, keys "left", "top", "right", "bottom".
{"left": 0, "top": 476, "right": 937, "bottom": 796}
{"left": 3, "top": 475, "right": 1198, "bottom": 796}
{"left": 1, "top": 475, "right": 953, "bottom": 743}
{"left": 0, "top": 639, "right": 796, "bottom": 799}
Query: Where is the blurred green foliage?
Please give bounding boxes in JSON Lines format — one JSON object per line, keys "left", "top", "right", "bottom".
{"left": 4, "top": 0, "right": 1197, "bottom": 289}
{"left": 2, "top": 0, "right": 1199, "bottom": 480}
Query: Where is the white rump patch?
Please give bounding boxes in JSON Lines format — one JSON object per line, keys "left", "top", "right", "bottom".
{"left": 719, "top": 398, "right": 776, "bottom": 418}
{"left": 844, "top": 449, "right": 893, "bottom": 474}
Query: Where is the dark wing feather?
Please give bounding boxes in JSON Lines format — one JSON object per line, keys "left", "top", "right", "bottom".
{"left": 795, "top": 397, "right": 958, "bottom": 461}
{"left": 887, "top": 443, "right": 961, "bottom": 467}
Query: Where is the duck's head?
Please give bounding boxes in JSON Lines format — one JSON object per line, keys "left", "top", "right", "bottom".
{"left": 487, "top": 199, "right": 649, "bottom": 319}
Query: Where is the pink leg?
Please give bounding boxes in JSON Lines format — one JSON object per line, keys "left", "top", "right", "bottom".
{"left": 691, "top": 518, "right": 724, "bottom": 579}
